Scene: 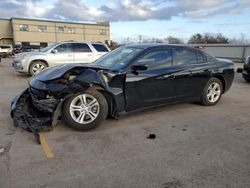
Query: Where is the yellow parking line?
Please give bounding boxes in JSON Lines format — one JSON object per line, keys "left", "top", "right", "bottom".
{"left": 39, "top": 133, "right": 54, "bottom": 158}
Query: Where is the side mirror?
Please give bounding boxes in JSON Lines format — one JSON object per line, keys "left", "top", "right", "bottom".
{"left": 51, "top": 49, "right": 58, "bottom": 54}
{"left": 131, "top": 64, "right": 148, "bottom": 71}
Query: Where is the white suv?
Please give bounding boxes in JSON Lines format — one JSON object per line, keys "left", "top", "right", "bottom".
{"left": 12, "top": 41, "right": 110, "bottom": 75}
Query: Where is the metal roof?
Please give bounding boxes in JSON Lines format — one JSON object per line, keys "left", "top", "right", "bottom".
{"left": 0, "top": 17, "right": 109, "bottom": 26}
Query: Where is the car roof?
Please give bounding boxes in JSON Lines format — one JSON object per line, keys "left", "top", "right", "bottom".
{"left": 124, "top": 43, "right": 192, "bottom": 49}
{"left": 59, "top": 41, "right": 106, "bottom": 45}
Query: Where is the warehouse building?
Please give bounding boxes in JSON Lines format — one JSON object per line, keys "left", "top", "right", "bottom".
{"left": 0, "top": 17, "right": 110, "bottom": 47}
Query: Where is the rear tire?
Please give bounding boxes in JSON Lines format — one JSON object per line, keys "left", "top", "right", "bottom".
{"left": 62, "top": 89, "right": 108, "bottom": 131}
{"left": 201, "top": 78, "right": 223, "bottom": 106}
{"left": 29, "top": 61, "right": 47, "bottom": 76}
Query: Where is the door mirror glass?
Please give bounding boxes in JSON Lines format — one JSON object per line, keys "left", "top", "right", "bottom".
{"left": 51, "top": 49, "right": 58, "bottom": 54}
{"left": 131, "top": 64, "right": 148, "bottom": 71}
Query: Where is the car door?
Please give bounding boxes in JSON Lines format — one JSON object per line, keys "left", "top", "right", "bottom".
{"left": 48, "top": 43, "right": 74, "bottom": 66}
{"left": 72, "top": 43, "right": 94, "bottom": 64}
{"left": 125, "top": 48, "right": 175, "bottom": 111}
{"left": 171, "top": 47, "right": 212, "bottom": 101}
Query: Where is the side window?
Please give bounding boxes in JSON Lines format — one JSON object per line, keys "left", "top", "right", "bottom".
{"left": 136, "top": 49, "right": 172, "bottom": 70}
{"left": 92, "top": 44, "right": 109, "bottom": 52}
{"left": 196, "top": 52, "right": 207, "bottom": 63}
{"left": 71, "top": 43, "right": 92, "bottom": 52}
{"left": 175, "top": 48, "right": 197, "bottom": 65}
{"left": 54, "top": 43, "right": 71, "bottom": 53}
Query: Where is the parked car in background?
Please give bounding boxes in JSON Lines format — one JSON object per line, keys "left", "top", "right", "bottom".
{"left": 12, "top": 41, "right": 110, "bottom": 76}
{"left": 13, "top": 45, "right": 40, "bottom": 54}
{"left": 237, "top": 56, "right": 250, "bottom": 82}
{"left": 11, "top": 44, "right": 234, "bottom": 141}
{"left": 0, "top": 45, "right": 13, "bottom": 58}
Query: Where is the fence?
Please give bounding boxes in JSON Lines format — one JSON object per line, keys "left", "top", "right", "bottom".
{"left": 191, "top": 44, "right": 250, "bottom": 62}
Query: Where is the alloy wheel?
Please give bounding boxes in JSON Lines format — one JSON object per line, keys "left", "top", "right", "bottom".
{"left": 207, "top": 82, "right": 221, "bottom": 103}
{"left": 32, "top": 63, "right": 45, "bottom": 75}
{"left": 69, "top": 94, "right": 100, "bottom": 124}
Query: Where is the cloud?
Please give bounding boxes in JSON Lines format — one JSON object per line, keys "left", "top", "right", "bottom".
{"left": 0, "top": 0, "right": 46, "bottom": 18}
{"left": 0, "top": 0, "right": 250, "bottom": 22}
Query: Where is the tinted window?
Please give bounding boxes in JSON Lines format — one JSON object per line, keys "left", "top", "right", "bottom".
{"left": 71, "top": 43, "right": 92, "bottom": 52}
{"left": 196, "top": 52, "right": 206, "bottom": 63}
{"left": 136, "top": 49, "right": 172, "bottom": 70}
{"left": 92, "top": 44, "right": 109, "bottom": 52}
{"left": 55, "top": 43, "right": 72, "bottom": 53}
{"left": 175, "top": 48, "right": 197, "bottom": 65}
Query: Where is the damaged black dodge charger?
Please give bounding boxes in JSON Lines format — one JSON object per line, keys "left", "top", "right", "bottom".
{"left": 11, "top": 44, "right": 234, "bottom": 142}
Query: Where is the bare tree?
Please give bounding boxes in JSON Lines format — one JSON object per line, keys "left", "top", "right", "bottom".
{"left": 230, "top": 33, "right": 249, "bottom": 44}
{"left": 165, "top": 36, "right": 184, "bottom": 44}
{"left": 188, "top": 33, "right": 229, "bottom": 44}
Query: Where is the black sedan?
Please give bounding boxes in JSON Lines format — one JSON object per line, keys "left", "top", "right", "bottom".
{"left": 237, "top": 56, "right": 250, "bottom": 82}
{"left": 11, "top": 44, "right": 234, "bottom": 142}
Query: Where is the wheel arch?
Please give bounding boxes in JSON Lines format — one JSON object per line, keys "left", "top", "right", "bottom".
{"left": 89, "top": 85, "right": 118, "bottom": 118}
{"left": 213, "top": 75, "right": 226, "bottom": 93}
{"left": 29, "top": 59, "right": 49, "bottom": 73}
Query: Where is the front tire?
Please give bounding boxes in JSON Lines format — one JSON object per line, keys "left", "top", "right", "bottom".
{"left": 201, "top": 78, "right": 223, "bottom": 106}
{"left": 62, "top": 89, "right": 108, "bottom": 131}
{"left": 29, "top": 61, "right": 47, "bottom": 76}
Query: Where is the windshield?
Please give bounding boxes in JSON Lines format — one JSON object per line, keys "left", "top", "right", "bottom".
{"left": 95, "top": 47, "right": 143, "bottom": 70}
{"left": 39, "top": 43, "right": 59, "bottom": 52}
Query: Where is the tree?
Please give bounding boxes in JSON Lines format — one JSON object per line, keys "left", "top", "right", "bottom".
{"left": 188, "top": 33, "right": 229, "bottom": 44}
{"left": 188, "top": 33, "right": 203, "bottom": 44}
{"left": 230, "top": 33, "right": 249, "bottom": 44}
{"left": 165, "top": 36, "right": 184, "bottom": 44}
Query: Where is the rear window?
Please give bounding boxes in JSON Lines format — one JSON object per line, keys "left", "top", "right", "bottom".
{"left": 196, "top": 52, "right": 207, "bottom": 63}
{"left": 92, "top": 44, "right": 109, "bottom": 52}
{"left": 71, "top": 43, "right": 92, "bottom": 52}
{"left": 174, "top": 48, "right": 197, "bottom": 65}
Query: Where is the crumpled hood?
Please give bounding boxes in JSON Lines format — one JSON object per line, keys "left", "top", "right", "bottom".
{"left": 31, "top": 63, "right": 108, "bottom": 82}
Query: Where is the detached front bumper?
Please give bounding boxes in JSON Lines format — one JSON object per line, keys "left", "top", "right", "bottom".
{"left": 10, "top": 88, "right": 62, "bottom": 143}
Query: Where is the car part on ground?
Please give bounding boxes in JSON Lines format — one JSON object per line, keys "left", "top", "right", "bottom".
{"left": 11, "top": 44, "right": 235, "bottom": 143}
{"left": 12, "top": 41, "right": 111, "bottom": 76}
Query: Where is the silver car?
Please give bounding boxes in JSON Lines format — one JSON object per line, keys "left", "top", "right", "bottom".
{"left": 12, "top": 41, "right": 110, "bottom": 75}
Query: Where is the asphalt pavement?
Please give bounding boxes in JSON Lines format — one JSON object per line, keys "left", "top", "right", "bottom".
{"left": 0, "top": 57, "right": 250, "bottom": 188}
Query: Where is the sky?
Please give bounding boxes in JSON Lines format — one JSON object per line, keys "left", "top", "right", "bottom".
{"left": 1, "top": 0, "right": 250, "bottom": 43}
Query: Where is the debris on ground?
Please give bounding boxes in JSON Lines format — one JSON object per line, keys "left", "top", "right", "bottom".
{"left": 0, "top": 147, "right": 5, "bottom": 154}
{"left": 147, "top": 134, "right": 156, "bottom": 139}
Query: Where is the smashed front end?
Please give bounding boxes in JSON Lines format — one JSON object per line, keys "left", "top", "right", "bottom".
{"left": 10, "top": 87, "right": 61, "bottom": 143}
{"left": 10, "top": 64, "right": 124, "bottom": 143}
